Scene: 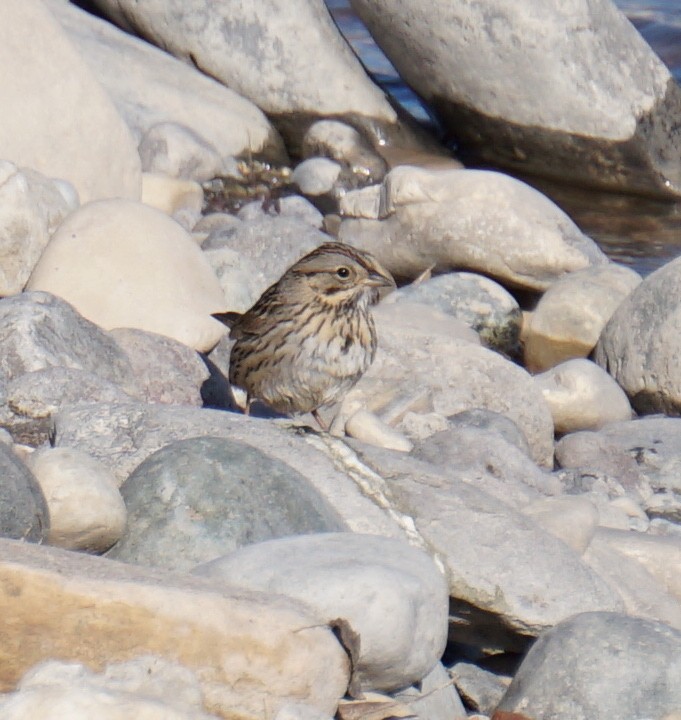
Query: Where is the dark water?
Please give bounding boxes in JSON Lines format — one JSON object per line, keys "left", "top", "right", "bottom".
{"left": 325, "top": 0, "right": 681, "bottom": 277}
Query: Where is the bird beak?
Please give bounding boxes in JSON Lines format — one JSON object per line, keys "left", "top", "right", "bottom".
{"left": 365, "top": 270, "right": 396, "bottom": 289}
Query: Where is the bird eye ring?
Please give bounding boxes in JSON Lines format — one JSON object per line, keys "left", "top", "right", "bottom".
{"left": 336, "top": 267, "right": 351, "bottom": 279}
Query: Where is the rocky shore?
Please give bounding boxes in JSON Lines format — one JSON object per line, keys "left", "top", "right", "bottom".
{"left": 1, "top": 1, "right": 681, "bottom": 719}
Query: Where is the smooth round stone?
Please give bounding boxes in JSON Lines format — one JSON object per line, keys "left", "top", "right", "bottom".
{"left": 496, "top": 612, "right": 681, "bottom": 719}
{"left": 345, "top": 409, "right": 413, "bottom": 452}
{"left": 390, "top": 271, "right": 522, "bottom": 355}
{"left": 292, "top": 157, "right": 342, "bottom": 195}
{"left": 194, "top": 532, "right": 449, "bottom": 692}
{"left": 595, "top": 255, "right": 681, "bottom": 414}
{"left": 108, "top": 436, "right": 345, "bottom": 571}
{"left": 0, "top": 443, "right": 48, "bottom": 543}
{"left": 524, "top": 263, "right": 641, "bottom": 372}
{"left": 533, "top": 358, "right": 633, "bottom": 433}
{"left": 26, "top": 199, "right": 227, "bottom": 352}
{"left": 202, "top": 246, "right": 261, "bottom": 313}
{"left": 24, "top": 447, "right": 126, "bottom": 553}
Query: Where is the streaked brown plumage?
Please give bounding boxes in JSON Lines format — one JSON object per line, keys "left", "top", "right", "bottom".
{"left": 213, "top": 242, "right": 395, "bottom": 427}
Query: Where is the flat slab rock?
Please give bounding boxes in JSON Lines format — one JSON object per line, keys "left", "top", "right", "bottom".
{"left": 0, "top": 538, "right": 349, "bottom": 719}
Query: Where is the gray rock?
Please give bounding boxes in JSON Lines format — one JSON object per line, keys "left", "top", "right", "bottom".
{"left": 496, "top": 612, "right": 681, "bottom": 719}
{"left": 449, "top": 662, "right": 509, "bottom": 716}
{"left": 390, "top": 272, "right": 522, "bottom": 355}
{"left": 412, "top": 425, "right": 562, "bottom": 507}
{"left": 195, "top": 532, "right": 448, "bottom": 692}
{"left": 3, "top": 367, "right": 133, "bottom": 446}
{"left": 202, "top": 245, "right": 261, "bottom": 314}
{"left": 51, "top": 403, "right": 403, "bottom": 540}
{"left": 89, "top": 0, "right": 420, "bottom": 152}
{"left": 0, "top": 442, "right": 49, "bottom": 542}
{"left": 339, "top": 166, "right": 606, "bottom": 291}
{"left": 595, "top": 255, "right": 681, "bottom": 414}
{"left": 108, "top": 436, "right": 345, "bottom": 571}
{"left": 0, "top": 292, "right": 133, "bottom": 387}
{"left": 447, "top": 408, "right": 532, "bottom": 457}
{"left": 292, "top": 157, "right": 342, "bottom": 196}
{"left": 350, "top": 0, "right": 681, "bottom": 198}
{"left": 203, "top": 215, "right": 329, "bottom": 296}
{"left": 350, "top": 444, "right": 623, "bottom": 641}
{"left": 49, "top": 0, "right": 285, "bottom": 168}
{"left": 110, "top": 328, "right": 209, "bottom": 406}
{"left": 394, "top": 662, "right": 467, "bottom": 720}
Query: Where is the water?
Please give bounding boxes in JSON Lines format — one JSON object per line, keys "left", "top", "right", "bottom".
{"left": 325, "top": 1, "right": 681, "bottom": 276}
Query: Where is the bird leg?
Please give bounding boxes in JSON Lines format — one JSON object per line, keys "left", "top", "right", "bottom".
{"left": 312, "top": 409, "right": 328, "bottom": 432}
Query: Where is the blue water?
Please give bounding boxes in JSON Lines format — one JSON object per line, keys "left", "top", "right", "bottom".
{"left": 325, "top": 1, "right": 681, "bottom": 275}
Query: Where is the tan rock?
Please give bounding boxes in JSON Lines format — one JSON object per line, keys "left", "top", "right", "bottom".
{"left": 524, "top": 263, "right": 641, "bottom": 372}
{"left": 24, "top": 447, "right": 126, "bottom": 552}
{"left": 0, "top": 0, "right": 140, "bottom": 202}
{"left": 0, "top": 539, "right": 349, "bottom": 718}
{"left": 27, "top": 199, "right": 227, "bottom": 352}
{"left": 522, "top": 496, "right": 599, "bottom": 555}
{"left": 533, "top": 358, "right": 632, "bottom": 433}
{"left": 141, "top": 172, "right": 203, "bottom": 230}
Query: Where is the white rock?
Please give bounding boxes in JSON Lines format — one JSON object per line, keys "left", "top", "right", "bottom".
{"left": 24, "top": 447, "right": 126, "bottom": 552}
{"left": 202, "top": 246, "right": 261, "bottom": 314}
{"left": 141, "top": 172, "right": 203, "bottom": 230}
{"left": 48, "top": 0, "right": 284, "bottom": 170}
{"left": 292, "top": 158, "right": 342, "bottom": 196}
{"left": 0, "top": 162, "right": 72, "bottom": 295}
{"left": 524, "top": 263, "right": 641, "bottom": 372}
{"left": 533, "top": 358, "right": 633, "bottom": 433}
{"left": 339, "top": 185, "right": 382, "bottom": 219}
{"left": 339, "top": 166, "right": 606, "bottom": 290}
{"left": 27, "top": 199, "right": 227, "bottom": 352}
{"left": 194, "top": 533, "right": 449, "bottom": 692}
{"left": 0, "top": 0, "right": 140, "bottom": 202}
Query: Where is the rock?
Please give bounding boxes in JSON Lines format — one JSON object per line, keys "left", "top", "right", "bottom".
{"left": 140, "top": 173, "right": 203, "bottom": 230}
{"left": 195, "top": 532, "right": 448, "bottom": 692}
{"left": 344, "top": 409, "right": 413, "bottom": 452}
{"left": 412, "top": 424, "right": 562, "bottom": 508}
{"left": 388, "top": 271, "right": 522, "bottom": 355}
{"left": 350, "top": 0, "right": 681, "bottom": 198}
{"left": 339, "top": 166, "right": 606, "bottom": 290}
{"left": 0, "top": 443, "right": 48, "bottom": 543}
{"left": 292, "top": 157, "right": 342, "bottom": 196}
{"left": 275, "top": 196, "right": 325, "bottom": 228}
{"left": 350, "top": 445, "right": 623, "bottom": 641}
{"left": 0, "top": 292, "right": 132, "bottom": 387}
{"left": 0, "top": 0, "right": 140, "bottom": 202}
{"left": 524, "top": 263, "right": 641, "bottom": 372}
{"left": 521, "top": 496, "right": 599, "bottom": 555}
{"left": 496, "top": 612, "right": 681, "bottom": 719}
{"left": 50, "top": 405, "right": 403, "bottom": 548}
{"left": 449, "top": 662, "right": 509, "bottom": 716}
{"left": 554, "top": 429, "right": 649, "bottom": 499}
{"left": 26, "top": 200, "right": 227, "bottom": 352}
{"left": 0, "top": 162, "right": 72, "bottom": 296}
{"left": 340, "top": 301, "right": 554, "bottom": 467}
{"left": 339, "top": 185, "right": 382, "bottom": 220}
{"left": 49, "top": 0, "right": 285, "bottom": 171}
{"left": 302, "top": 121, "right": 388, "bottom": 185}
{"left": 89, "top": 0, "right": 417, "bottom": 152}
{"left": 394, "top": 662, "right": 467, "bottom": 720}
{"left": 203, "top": 214, "right": 329, "bottom": 295}
{"left": 202, "top": 246, "right": 261, "bottom": 314}
{"left": 595, "top": 255, "right": 681, "bottom": 414}
{"left": 108, "top": 436, "right": 346, "bottom": 571}
{"left": 0, "top": 538, "right": 349, "bottom": 719}
{"left": 447, "top": 408, "right": 533, "bottom": 457}
{"left": 0, "top": 657, "right": 219, "bottom": 720}
{"left": 532, "top": 358, "right": 633, "bottom": 434}
{"left": 4, "top": 367, "right": 134, "bottom": 446}
{"left": 110, "top": 328, "right": 209, "bottom": 406}
{"left": 24, "top": 447, "right": 126, "bottom": 553}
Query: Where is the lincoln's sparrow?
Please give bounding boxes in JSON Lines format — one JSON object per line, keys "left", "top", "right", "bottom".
{"left": 213, "top": 242, "right": 395, "bottom": 428}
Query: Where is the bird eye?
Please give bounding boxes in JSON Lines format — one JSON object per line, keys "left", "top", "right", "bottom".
{"left": 336, "top": 267, "right": 351, "bottom": 279}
